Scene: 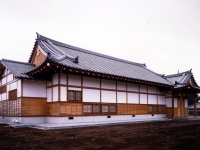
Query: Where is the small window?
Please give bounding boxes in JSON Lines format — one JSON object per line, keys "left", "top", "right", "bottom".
{"left": 83, "top": 104, "right": 92, "bottom": 114}
{"left": 93, "top": 104, "right": 100, "bottom": 114}
{"left": 102, "top": 105, "right": 109, "bottom": 113}
{"left": 69, "top": 90, "right": 82, "bottom": 102}
{"left": 109, "top": 105, "right": 116, "bottom": 113}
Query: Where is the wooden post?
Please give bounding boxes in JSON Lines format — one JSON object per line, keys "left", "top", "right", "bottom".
{"left": 172, "top": 94, "right": 174, "bottom": 117}
{"left": 194, "top": 93, "right": 197, "bottom": 117}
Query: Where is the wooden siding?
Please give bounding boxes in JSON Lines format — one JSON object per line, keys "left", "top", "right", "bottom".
{"left": 32, "top": 46, "right": 46, "bottom": 66}
{"left": 21, "top": 98, "right": 46, "bottom": 116}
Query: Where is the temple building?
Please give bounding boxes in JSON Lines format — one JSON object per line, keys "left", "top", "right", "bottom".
{"left": 0, "top": 33, "right": 199, "bottom": 124}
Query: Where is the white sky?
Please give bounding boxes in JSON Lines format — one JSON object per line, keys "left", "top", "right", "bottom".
{"left": 0, "top": 0, "right": 200, "bottom": 83}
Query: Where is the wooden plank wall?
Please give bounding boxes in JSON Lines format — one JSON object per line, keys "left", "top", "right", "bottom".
{"left": 21, "top": 98, "right": 46, "bottom": 116}
{"left": 46, "top": 103, "right": 83, "bottom": 116}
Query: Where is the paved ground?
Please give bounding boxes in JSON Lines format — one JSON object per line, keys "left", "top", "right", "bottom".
{"left": 1, "top": 116, "right": 199, "bottom": 130}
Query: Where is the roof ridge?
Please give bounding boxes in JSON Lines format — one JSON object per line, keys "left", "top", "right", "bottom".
{"left": 1, "top": 58, "right": 35, "bottom": 66}
{"left": 164, "top": 69, "right": 192, "bottom": 78}
{"left": 37, "top": 33, "right": 146, "bottom": 67}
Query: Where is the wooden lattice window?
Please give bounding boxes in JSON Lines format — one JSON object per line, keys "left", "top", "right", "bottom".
{"left": 0, "top": 86, "right": 6, "bottom": 94}
{"left": 109, "top": 105, "right": 117, "bottom": 113}
{"left": 9, "top": 89, "right": 17, "bottom": 100}
{"left": 83, "top": 104, "right": 92, "bottom": 114}
{"left": 93, "top": 104, "right": 100, "bottom": 114}
{"left": 68, "top": 90, "right": 82, "bottom": 102}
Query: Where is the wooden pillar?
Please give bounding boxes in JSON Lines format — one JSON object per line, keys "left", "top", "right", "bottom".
{"left": 194, "top": 93, "right": 197, "bottom": 117}
{"left": 172, "top": 94, "right": 174, "bottom": 117}
{"left": 180, "top": 91, "right": 184, "bottom": 117}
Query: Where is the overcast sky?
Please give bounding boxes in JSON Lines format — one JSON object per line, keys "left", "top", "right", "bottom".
{"left": 1, "top": 0, "right": 200, "bottom": 83}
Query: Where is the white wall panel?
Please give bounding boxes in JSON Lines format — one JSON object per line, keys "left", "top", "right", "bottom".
{"left": 68, "top": 74, "right": 81, "bottom": 86}
{"left": 185, "top": 99, "right": 188, "bottom": 108}
{"left": 60, "top": 86, "right": 67, "bottom": 101}
{"left": 2, "top": 77, "right": 6, "bottom": 85}
{"left": 158, "top": 96, "right": 165, "bottom": 104}
{"left": 117, "top": 92, "right": 126, "bottom": 103}
{"left": 140, "top": 85, "right": 147, "bottom": 93}
{"left": 101, "top": 79, "right": 116, "bottom": 89}
{"left": 174, "top": 98, "right": 177, "bottom": 107}
{"left": 47, "top": 88, "right": 52, "bottom": 102}
{"left": 102, "top": 90, "right": 116, "bottom": 103}
{"left": 0, "top": 79, "right": 1, "bottom": 86}
{"left": 23, "top": 80, "right": 46, "bottom": 97}
{"left": 140, "top": 94, "right": 147, "bottom": 104}
{"left": 127, "top": 83, "right": 138, "bottom": 92}
{"left": 53, "top": 87, "right": 58, "bottom": 102}
{"left": 17, "top": 80, "right": 21, "bottom": 97}
{"left": 83, "top": 89, "right": 100, "bottom": 102}
{"left": 83, "top": 77, "right": 100, "bottom": 88}
{"left": 53, "top": 74, "right": 58, "bottom": 85}
{"left": 2, "top": 93, "right": 6, "bottom": 100}
{"left": 128, "top": 93, "right": 139, "bottom": 104}
{"left": 10, "top": 82, "right": 17, "bottom": 91}
{"left": 7, "top": 74, "right": 13, "bottom": 82}
{"left": 68, "top": 87, "right": 81, "bottom": 91}
{"left": 0, "top": 94, "right": 1, "bottom": 101}
{"left": 60, "top": 73, "right": 67, "bottom": 85}
{"left": 148, "top": 95, "right": 157, "bottom": 104}
{"left": 7, "top": 85, "right": 9, "bottom": 99}
{"left": 166, "top": 98, "right": 172, "bottom": 107}
{"left": 117, "top": 82, "right": 126, "bottom": 90}
{"left": 148, "top": 86, "right": 157, "bottom": 94}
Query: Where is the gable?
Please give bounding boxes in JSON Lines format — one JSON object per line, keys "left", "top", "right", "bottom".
{"left": 30, "top": 44, "right": 47, "bottom": 66}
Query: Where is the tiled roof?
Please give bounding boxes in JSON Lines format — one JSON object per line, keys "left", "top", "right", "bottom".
{"left": 164, "top": 70, "right": 192, "bottom": 88}
{"left": 34, "top": 34, "right": 173, "bottom": 86}
{"left": 0, "top": 59, "right": 48, "bottom": 80}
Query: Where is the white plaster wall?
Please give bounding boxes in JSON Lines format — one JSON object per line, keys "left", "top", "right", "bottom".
{"left": 60, "top": 86, "right": 67, "bottom": 101}
{"left": 140, "top": 94, "right": 147, "bottom": 104}
{"left": 83, "top": 77, "right": 100, "bottom": 88}
{"left": 117, "top": 81, "right": 126, "bottom": 90}
{"left": 101, "top": 79, "right": 116, "bottom": 89}
{"left": 166, "top": 98, "right": 172, "bottom": 107}
{"left": 83, "top": 89, "right": 100, "bottom": 102}
{"left": 68, "top": 87, "right": 81, "bottom": 91}
{"left": 10, "top": 82, "right": 17, "bottom": 91}
{"left": 174, "top": 98, "right": 177, "bottom": 107}
{"left": 148, "top": 86, "right": 157, "bottom": 94}
{"left": 53, "top": 74, "right": 58, "bottom": 85}
{"left": 60, "top": 73, "right": 67, "bottom": 84}
{"left": 158, "top": 96, "right": 165, "bottom": 104}
{"left": 53, "top": 87, "right": 58, "bottom": 102}
{"left": 2, "top": 77, "right": 6, "bottom": 85}
{"left": 0, "top": 79, "right": 1, "bottom": 86}
{"left": 127, "top": 83, "right": 138, "bottom": 92}
{"left": 102, "top": 90, "right": 116, "bottom": 103}
{"left": 117, "top": 92, "right": 126, "bottom": 103}
{"left": 7, "top": 74, "right": 13, "bottom": 82}
{"left": 185, "top": 99, "right": 188, "bottom": 108}
{"left": 68, "top": 74, "right": 81, "bottom": 86}
{"left": 23, "top": 80, "right": 46, "bottom": 97}
{"left": 0, "top": 94, "right": 1, "bottom": 101}
{"left": 47, "top": 88, "right": 52, "bottom": 102}
{"left": 148, "top": 95, "right": 157, "bottom": 104}
{"left": 6, "top": 85, "right": 9, "bottom": 99}
{"left": 140, "top": 85, "right": 147, "bottom": 93}
{"left": 17, "top": 80, "right": 21, "bottom": 97}
{"left": 2, "top": 93, "right": 6, "bottom": 100}
{"left": 127, "top": 93, "right": 139, "bottom": 104}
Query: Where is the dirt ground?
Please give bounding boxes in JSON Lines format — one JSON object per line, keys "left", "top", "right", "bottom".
{"left": 1, "top": 120, "right": 200, "bottom": 150}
